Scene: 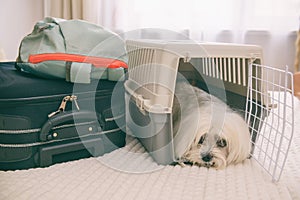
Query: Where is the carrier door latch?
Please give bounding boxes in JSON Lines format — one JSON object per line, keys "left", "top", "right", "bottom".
{"left": 136, "top": 95, "right": 145, "bottom": 111}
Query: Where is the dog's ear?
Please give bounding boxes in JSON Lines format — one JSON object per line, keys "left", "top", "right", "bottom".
{"left": 223, "top": 113, "right": 251, "bottom": 165}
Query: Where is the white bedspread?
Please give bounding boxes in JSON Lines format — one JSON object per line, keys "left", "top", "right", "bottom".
{"left": 0, "top": 96, "right": 299, "bottom": 200}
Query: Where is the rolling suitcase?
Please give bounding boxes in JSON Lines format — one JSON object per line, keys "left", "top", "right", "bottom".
{"left": 0, "top": 62, "right": 126, "bottom": 170}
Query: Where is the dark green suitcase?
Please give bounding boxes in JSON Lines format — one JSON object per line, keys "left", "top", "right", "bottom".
{"left": 0, "top": 62, "right": 126, "bottom": 170}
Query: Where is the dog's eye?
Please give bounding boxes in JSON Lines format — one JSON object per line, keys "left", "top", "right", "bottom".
{"left": 198, "top": 134, "right": 207, "bottom": 145}
{"left": 216, "top": 138, "right": 227, "bottom": 148}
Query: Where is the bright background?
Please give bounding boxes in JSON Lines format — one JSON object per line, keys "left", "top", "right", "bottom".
{"left": 0, "top": 0, "right": 299, "bottom": 72}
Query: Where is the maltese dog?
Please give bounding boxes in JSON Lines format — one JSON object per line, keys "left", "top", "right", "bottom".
{"left": 172, "top": 81, "right": 251, "bottom": 169}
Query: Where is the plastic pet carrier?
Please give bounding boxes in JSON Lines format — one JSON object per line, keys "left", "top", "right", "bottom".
{"left": 124, "top": 39, "right": 294, "bottom": 181}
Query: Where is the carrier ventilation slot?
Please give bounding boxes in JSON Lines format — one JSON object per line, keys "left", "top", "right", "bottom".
{"left": 127, "top": 46, "right": 155, "bottom": 87}
{"left": 200, "top": 57, "right": 248, "bottom": 87}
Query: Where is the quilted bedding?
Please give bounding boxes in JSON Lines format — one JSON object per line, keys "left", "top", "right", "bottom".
{"left": 0, "top": 94, "right": 299, "bottom": 200}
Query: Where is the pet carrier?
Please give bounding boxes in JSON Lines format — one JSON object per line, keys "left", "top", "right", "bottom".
{"left": 124, "top": 39, "right": 294, "bottom": 181}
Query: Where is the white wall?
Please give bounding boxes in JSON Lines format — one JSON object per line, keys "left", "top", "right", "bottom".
{"left": 0, "top": 0, "right": 44, "bottom": 61}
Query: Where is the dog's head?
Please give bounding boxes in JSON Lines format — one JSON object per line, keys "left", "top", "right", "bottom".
{"left": 182, "top": 112, "right": 251, "bottom": 169}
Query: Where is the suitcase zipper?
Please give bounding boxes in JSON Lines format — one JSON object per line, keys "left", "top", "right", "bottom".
{"left": 28, "top": 53, "right": 128, "bottom": 69}
{"left": 0, "top": 126, "right": 124, "bottom": 148}
{"left": 0, "top": 128, "right": 40, "bottom": 134}
{"left": 0, "top": 121, "right": 96, "bottom": 135}
{"left": 0, "top": 91, "right": 113, "bottom": 108}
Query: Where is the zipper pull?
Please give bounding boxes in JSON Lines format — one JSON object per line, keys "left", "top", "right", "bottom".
{"left": 48, "top": 110, "right": 60, "bottom": 118}
{"left": 58, "top": 96, "right": 70, "bottom": 112}
{"left": 48, "top": 96, "right": 70, "bottom": 118}
{"left": 70, "top": 95, "right": 80, "bottom": 111}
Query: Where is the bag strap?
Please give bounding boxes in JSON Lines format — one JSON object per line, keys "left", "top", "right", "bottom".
{"left": 28, "top": 53, "right": 128, "bottom": 69}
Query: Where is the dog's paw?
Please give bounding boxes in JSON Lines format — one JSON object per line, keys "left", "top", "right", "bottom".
{"left": 178, "top": 162, "right": 187, "bottom": 167}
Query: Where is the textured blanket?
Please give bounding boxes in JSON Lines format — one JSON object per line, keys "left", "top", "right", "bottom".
{"left": 0, "top": 96, "right": 299, "bottom": 200}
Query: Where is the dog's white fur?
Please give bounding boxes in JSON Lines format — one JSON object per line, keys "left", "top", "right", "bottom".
{"left": 172, "top": 81, "right": 251, "bottom": 169}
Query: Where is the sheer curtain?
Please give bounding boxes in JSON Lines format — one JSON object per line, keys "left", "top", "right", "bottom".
{"left": 43, "top": 0, "right": 84, "bottom": 20}
{"left": 43, "top": 0, "right": 116, "bottom": 27}
{"left": 43, "top": 0, "right": 299, "bottom": 71}
{"left": 113, "top": 0, "right": 299, "bottom": 71}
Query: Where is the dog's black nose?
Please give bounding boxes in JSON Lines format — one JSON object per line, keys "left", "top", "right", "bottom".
{"left": 202, "top": 154, "right": 212, "bottom": 162}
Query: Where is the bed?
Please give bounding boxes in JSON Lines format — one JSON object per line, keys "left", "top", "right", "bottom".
{"left": 0, "top": 92, "right": 299, "bottom": 200}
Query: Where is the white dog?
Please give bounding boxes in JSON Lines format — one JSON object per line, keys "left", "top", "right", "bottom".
{"left": 172, "top": 81, "right": 251, "bottom": 169}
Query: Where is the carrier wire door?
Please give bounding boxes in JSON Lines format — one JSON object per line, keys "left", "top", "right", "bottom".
{"left": 246, "top": 64, "right": 294, "bottom": 182}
